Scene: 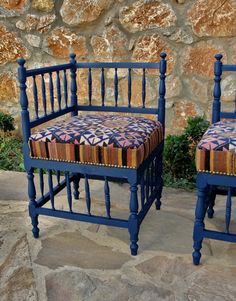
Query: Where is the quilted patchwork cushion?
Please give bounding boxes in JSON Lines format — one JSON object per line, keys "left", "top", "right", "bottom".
{"left": 29, "top": 114, "right": 163, "bottom": 168}
{"left": 196, "top": 120, "right": 236, "bottom": 175}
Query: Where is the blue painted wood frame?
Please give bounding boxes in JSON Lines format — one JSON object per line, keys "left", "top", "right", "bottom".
{"left": 193, "top": 54, "right": 236, "bottom": 265}
{"left": 18, "top": 52, "right": 167, "bottom": 256}
{"left": 212, "top": 54, "right": 236, "bottom": 123}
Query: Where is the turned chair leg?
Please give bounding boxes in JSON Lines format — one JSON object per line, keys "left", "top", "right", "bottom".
{"left": 155, "top": 177, "right": 163, "bottom": 210}
{"left": 27, "top": 169, "right": 39, "bottom": 238}
{"left": 155, "top": 156, "right": 163, "bottom": 210}
{"left": 128, "top": 183, "right": 140, "bottom": 256}
{"left": 31, "top": 215, "right": 39, "bottom": 238}
{"left": 207, "top": 186, "right": 216, "bottom": 219}
{"left": 73, "top": 173, "right": 80, "bottom": 200}
{"left": 192, "top": 178, "right": 208, "bottom": 265}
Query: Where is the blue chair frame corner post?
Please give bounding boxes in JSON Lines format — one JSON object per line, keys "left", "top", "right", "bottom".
{"left": 18, "top": 52, "right": 167, "bottom": 256}
{"left": 129, "top": 52, "right": 166, "bottom": 255}
{"left": 18, "top": 58, "right": 39, "bottom": 238}
{"left": 192, "top": 173, "right": 208, "bottom": 265}
{"left": 192, "top": 54, "right": 236, "bottom": 265}
{"left": 155, "top": 52, "right": 166, "bottom": 211}
{"left": 70, "top": 53, "right": 80, "bottom": 200}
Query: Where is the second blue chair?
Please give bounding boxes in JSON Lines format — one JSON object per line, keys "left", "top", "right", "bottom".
{"left": 193, "top": 54, "right": 236, "bottom": 265}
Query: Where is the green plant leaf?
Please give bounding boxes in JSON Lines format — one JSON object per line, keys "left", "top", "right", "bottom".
{"left": 163, "top": 116, "right": 209, "bottom": 190}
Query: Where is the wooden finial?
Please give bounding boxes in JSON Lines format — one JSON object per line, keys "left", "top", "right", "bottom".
{"left": 69, "top": 53, "right": 76, "bottom": 60}
{"left": 17, "top": 58, "right": 26, "bottom": 66}
{"left": 160, "top": 52, "right": 167, "bottom": 59}
{"left": 215, "top": 54, "right": 223, "bottom": 61}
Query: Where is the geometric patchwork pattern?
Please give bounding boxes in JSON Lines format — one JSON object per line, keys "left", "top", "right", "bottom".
{"left": 29, "top": 114, "right": 164, "bottom": 168}
{"left": 196, "top": 120, "right": 236, "bottom": 174}
{"left": 198, "top": 120, "right": 236, "bottom": 151}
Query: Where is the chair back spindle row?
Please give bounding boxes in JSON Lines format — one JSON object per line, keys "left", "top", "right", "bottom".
{"left": 30, "top": 69, "right": 70, "bottom": 121}
{"left": 18, "top": 53, "right": 166, "bottom": 139}
{"left": 85, "top": 67, "right": 148, "bottom": 108}
{"left": 212, "top": 54, "right": 236, "bottom": 122}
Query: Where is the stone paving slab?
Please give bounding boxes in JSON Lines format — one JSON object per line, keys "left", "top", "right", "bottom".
{"left": 0, "top": 171, "right": 236, "bottom": 301}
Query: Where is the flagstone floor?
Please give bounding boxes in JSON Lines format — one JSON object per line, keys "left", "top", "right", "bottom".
{"left": 0, "top": 171, "right": 236, "bottom": 301}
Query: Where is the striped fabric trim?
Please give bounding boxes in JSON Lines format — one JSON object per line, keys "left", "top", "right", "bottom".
{"left": 196, "top": 148, "right": 236, "bottom": 175}
{"left": 30, "top": 156, "right": 137, "bottom": 169}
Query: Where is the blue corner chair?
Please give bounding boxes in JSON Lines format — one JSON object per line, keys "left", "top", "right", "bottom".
{"left": 193, "top": 54, "right": 236, "bottom": 264}
{"left": 18, "top": 53, "right": 167, "bottom": 256}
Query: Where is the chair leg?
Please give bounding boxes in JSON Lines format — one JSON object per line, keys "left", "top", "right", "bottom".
{"left": 207, "top": 186, "right": 216, "bottom": 219}
{"left": 27, "top": 169, "right": 39, "bottom": 238}
{"left": 128, "top": 183, "right": 140, "bottom": 256}
{"left": 155, "top": 156, "right": 163, "bottom": 210}
{"left": 31, "top": 214, "right": 39, "bottom": 238}
{"left": 192, "top": 177, "right": 208, "bottom": 265}
{"left": 73, "top": 173, "right": 80, "bottom": 200}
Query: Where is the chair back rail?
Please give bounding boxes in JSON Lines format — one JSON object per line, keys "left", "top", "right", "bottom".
{"left": 212, "top": 54, "right": 236, "bottom": 123}
{"left": 222, "top": 65, "right": 236, "bottom": 72}
{"left": 26, "top": 63, "right": 72, "bottom": 76}
{"left": 18, "top": 53, "right": 166, "bottom": 146}
{"left": 76, "top": 62, "right": 160, "bottom": 69}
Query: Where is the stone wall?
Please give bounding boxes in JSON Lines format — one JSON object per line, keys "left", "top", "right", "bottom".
{"left": 0, "top": 0, "right": 236, "bottom": 133}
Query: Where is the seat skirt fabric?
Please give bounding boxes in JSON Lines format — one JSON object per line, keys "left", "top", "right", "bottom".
{"left": 196, "top": 120, "right": 236, "bottom": 175}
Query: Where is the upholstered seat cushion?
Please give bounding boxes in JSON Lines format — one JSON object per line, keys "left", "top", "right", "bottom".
{"left": 29, "top": 114, "right": 163, "bottom": 168}
{"left": 196, "top": 120, "right": 236, "bottom": 175}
